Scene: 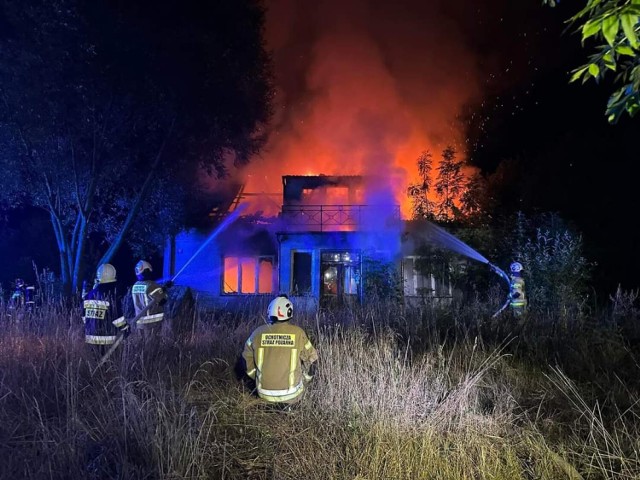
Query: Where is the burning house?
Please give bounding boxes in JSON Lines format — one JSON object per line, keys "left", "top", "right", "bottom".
{"left": 163, "top": 174, "right": 454, "bottom": 309}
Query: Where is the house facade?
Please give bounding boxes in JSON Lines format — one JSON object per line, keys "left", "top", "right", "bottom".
{"left": 163, "top": 175, "right": 453, "bottom": 309}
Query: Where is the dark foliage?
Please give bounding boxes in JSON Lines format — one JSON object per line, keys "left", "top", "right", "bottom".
{"left": 0, "top": 0, "right": 273, "bottom": 293}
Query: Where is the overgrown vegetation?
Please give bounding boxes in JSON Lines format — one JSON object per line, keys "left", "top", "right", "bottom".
{"left": 1, "top": 292, "right": 640, "bottom": 479}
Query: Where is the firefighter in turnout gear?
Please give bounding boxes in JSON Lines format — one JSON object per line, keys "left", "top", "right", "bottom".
{"left": 509, "top": 261, "right": 528, "bottom": 315}
{"left": 83, "top": 264, "right": 129, "bottom": 355}
{"left": 242, "top": 295, "right": 318, "bottom": 404}
{"left": 8, "top": 278, "right": 36, "bottom": 318}
{"left": 131, "top": 260, "right": 170, "bottom": 335}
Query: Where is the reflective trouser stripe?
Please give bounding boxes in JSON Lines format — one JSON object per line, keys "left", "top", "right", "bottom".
{"left": 137, "top": 313, "right": 164, "bottom": 324}
{"left": 112, "top": 316, "right": 126, "bottom": 328}
{"left": 85, "top": 335, "right": 117, "bottom": 345}
{"left": 303, "top": 372, "right": 313, "bottom": 382}
{"left": 149, "top": 288, "right": 163, "bottom": 296}
{"left": 258, "top": 382, "right": 304, "bottom": 403}
{"left": 511, "top": 301, "right": 527, "bottom": 307}
{"left": 247, "top": 368, "right": 256, "bottom": 379}
{"left": 256, "top": 348, "right": 264, "bottom": 390}
{"left": 289, "top": 349, "right": 298, "bottom": 389}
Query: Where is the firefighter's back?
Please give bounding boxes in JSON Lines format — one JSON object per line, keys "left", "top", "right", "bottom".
{"left": 251, "top": 322, "right": 308, "bottom": 392}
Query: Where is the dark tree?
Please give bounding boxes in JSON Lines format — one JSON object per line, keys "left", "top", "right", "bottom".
{"left": 407, "top": 150, "right": 434, "bottom": 219}
{"left": 461, "top": 172, "right": 488, "bottom": 219}
{"left": 435, "top": 146, "right": 465, "bottom": 220}
{"left": 0, "top": 0, "right": 272, "bottom": 293}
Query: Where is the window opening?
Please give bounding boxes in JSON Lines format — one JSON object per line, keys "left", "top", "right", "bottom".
{"left": 292, "top": 252, "right": 312, "bottom": 295}
{"left": 223, "top": 256, "right": 274, "bottom": 294}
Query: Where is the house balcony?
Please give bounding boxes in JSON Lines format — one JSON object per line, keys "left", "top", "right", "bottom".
{"left": 280, "top": 204, "right": 401, "bottom": 232}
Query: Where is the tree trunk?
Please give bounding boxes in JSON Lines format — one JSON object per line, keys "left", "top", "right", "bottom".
{"left": 71, "top": 215, "right": 88, "bottom": 292}
{"left": 49, "top": 211, "right": 72, "bottom": 296}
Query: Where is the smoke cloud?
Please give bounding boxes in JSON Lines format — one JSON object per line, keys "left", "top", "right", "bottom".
{"left": 244, "top": 0, "right": 483, "bottom": 215}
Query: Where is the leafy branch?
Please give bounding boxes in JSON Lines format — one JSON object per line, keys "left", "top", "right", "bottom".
{"left": 545, "top": 0, "right": 640, "bottom": 123}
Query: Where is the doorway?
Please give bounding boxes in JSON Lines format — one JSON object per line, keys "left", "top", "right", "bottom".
{"left": 320, "top": 251, "right": 361, "bottom": 307}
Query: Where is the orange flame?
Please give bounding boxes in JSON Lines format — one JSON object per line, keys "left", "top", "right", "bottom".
{"left": 242, "top": 0, "right": 481, "bottom": 218}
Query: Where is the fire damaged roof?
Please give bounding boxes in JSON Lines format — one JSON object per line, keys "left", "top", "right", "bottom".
{"left": 282, "top": 175, "right": 364, "bottom": 180}
{"left": 283, "top": 175, "right": 365, "bottom": 204}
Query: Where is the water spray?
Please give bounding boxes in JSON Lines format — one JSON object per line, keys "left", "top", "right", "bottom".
{"left": 95, "top": 203, "right": 249, "bottom": 371}
{"left": 415, "top": 221, "right": 511, "bottom": 317}
{"left": 169, "top": 202, "right": 249, "bottom": 283}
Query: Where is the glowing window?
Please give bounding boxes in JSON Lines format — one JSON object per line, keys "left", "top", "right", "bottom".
{"left": 223, "top": 257, "right": 239, "bottom": 293}
{"left": 222, "top": 256, "right": 274, "bottom": 295}
{"left": 240, "top": 258, "right": 256, "bottom": 293}
{"left": 327, "top": 187, "right": 349, "bottom": 205}
{"left": 258, "top": 258, "right": 273, "bottom": 294}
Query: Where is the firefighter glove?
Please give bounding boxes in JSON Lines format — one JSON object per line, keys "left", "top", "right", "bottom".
{"left": 304, "top": 362, "right": 317, "bottom": 382}
{"left": 119, "top": 324, "right": 131, "bottom": 339}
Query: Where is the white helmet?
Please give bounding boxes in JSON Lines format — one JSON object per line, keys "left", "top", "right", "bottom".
{"left": 268, "top": 295, "right": 293, "bottom": 322}
{"left": 510, "top": 262, "right": 523, "bottom": 273}
{"left": 135, "top": 260, "right": 153, "bottom": 276}
{"left": 96, "top": 263, "right": 117, "bottom": 283}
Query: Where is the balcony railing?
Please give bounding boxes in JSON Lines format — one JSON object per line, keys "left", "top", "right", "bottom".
{"left": 280, "top": 204, "right": 400, "bottom": 232}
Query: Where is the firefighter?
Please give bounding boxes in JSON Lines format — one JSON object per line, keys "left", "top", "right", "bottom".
{"left": 9, "top": 278, "right": 26, "bottom": 309}
{"left": 25, "top": 283, "right": 36, "bottom": 311}
{"left": 242, "top": 295, "right": 318, "bottom": 404}
{"left": 131, "top": 260, "right": 171, "bottom": 336}
{"left": 83, "top": 264, "right": 129, "bottom": 356}
{"left": 509, "top": 261, "right": 527, "bottom": 315}
{"left": 8, "top": 278, "right": 36, "bottom": 316}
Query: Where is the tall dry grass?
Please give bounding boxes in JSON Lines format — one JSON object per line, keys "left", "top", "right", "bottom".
{"left": 0, "top": 298, "right": 639, "bottom": 479}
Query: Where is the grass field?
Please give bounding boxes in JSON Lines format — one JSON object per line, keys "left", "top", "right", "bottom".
{"left": 1, "top": 296, "right": 639, "bottom": 479}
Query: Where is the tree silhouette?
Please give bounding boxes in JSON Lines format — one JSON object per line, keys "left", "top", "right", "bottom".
{"left": 407, "top": 150, "right": 434, "bottom": 219}
{"left": 435, "top": 146, "right": 465, "bottom": 220}
{"left": 461, "top": 172, "right": 488, "bottom": 219}
{"left": 0, "top": 0, "right": 272, "bottom": 294}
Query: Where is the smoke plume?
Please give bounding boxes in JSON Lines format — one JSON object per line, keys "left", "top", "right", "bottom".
{"left": 244, "top": 0, "right": 483, "bottom": 215}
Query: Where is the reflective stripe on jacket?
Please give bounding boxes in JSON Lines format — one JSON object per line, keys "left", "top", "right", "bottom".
{"left": 83, "top": 282, "right": 122, "bottom": 344}
{"left": 243, "top": 321, "right": 318, "bottom": 403}
{"left": 509, "top": 275, "right": 527, "bottom": 309}
{"left": 132, "top": 280, "right": 166, "bottom": 325}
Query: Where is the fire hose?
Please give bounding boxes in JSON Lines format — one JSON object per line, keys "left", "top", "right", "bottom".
{"left": 488, "top": 263, "right": 511, "bottom": 318}
{"left": 94, "top": 203, "right": 249, "bottom": 370}
{"left": 93, "top": 295, "right": 163, "bottom": 370}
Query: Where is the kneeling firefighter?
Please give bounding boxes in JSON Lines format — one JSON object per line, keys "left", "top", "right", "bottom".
{"left": 83, "top": 264, "right": 129, "bottom": 355}
{"left": 131, "top": 260, "right": 170, "bottom": 335}
{"left": 242, "top": 295, "right": 318, "bottom": 404}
